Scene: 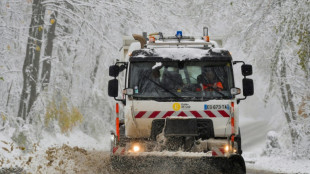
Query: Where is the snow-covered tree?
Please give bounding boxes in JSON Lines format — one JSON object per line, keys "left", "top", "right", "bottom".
{"left": 0, "top": 0, "right": 309, "bottom": 160}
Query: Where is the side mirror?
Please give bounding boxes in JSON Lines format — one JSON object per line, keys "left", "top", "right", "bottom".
{"left": 109, "top": 65, "right": 120, "bottom": 77}
{"left": 108, "top": 79, "right": 118, "bottom": 97}
{"left": 241, "top": 64, "right": 252, "bottom": 76}
{"left": 242, "top": 78, "right": 254, "bottom": 96}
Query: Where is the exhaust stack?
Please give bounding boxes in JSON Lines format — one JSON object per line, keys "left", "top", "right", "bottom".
{"left": 203, "top": 27, "right": 210, "bottom": 42}
{"left": 132, "top": 34, "right": 146, "bottom": 49}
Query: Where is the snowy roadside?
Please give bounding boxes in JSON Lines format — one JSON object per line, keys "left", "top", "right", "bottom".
{"left": 0, "top": 129, "right": 111, "bottom": 174}
{"left": 241, "top": 117, "right": 310, "bottom": 174}
{"left": 244, "top": 153, "right": 310, "bottom": 174}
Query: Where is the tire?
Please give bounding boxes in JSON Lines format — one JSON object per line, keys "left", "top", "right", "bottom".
{"left": 228, "top": 155, "right": 246, "bottom": 174}
{"left": 231, "top": 161, "right": 245, "bottom": 174}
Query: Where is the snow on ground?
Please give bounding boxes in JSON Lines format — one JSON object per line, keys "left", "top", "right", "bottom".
{"left": 0, "top": 96, "right": 309, "bottom": 173}
{"left": 240, "top": 111, "right": 310, "bottom": 174}
{"left": 1, "top": 126, "right": 310, "bottom": 173}
{"left": 245, "top": 153, "right": 310, "bottom": 174}
{"left": 0, "top": 128, "right": 111, "bottom": 173}
{"left": 1, "top": 99, "right": 309, "bottom": 173}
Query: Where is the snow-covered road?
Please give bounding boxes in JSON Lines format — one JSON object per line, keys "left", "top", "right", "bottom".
{"left": 1, "top": 120, "right": 309, "bottom": 173}
{"left": 247, "top": 169, "right": 276, "bottom": 174}
{"left": 242, "top": 119, "right": 270, "bottom": 153}
{"left": 0, "top": 141, "right": 306, "bottom": 173}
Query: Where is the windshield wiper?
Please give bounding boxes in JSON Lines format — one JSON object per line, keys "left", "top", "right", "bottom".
{"left": 144, "top": 76, "right": 180, "bottom": 98}
{"left": 211, "top": 87, "right": 226, "bottom": 97}
{"left": 200, "top": 85, "right": 226, "bottom": 98}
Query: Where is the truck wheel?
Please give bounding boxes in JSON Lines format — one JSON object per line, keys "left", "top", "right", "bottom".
{"left": 231, "top": 161, "right": 245, "bottom": 174}
{"left": 228, "top": 155, "right": 246, "bottom": 174}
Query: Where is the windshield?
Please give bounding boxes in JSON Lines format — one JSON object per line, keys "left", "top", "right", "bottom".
{"left": 128, "top": 61, "right": 234, "bottom": 101}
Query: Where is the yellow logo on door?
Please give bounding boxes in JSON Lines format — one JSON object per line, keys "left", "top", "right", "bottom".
{"left": 172, "top": 103, "right": 181, "bottom": 111}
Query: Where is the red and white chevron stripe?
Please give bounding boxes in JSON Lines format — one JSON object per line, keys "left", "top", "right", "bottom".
{"left": 211, "top": 147, "right": 225, "bottom": 156}
{"left": 112, "top": 147, "right": 126, "bottom": 155}
{"left": 134, "top": 110, "right": 230, "bottom": 118}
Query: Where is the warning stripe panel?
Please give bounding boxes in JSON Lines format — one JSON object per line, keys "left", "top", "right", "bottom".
{"left": 120, "top": 148, "right": 126, "bottom": 155}
{"left": 149, "top": 111, "right": 160, "bottom": 118}
{"left": 162, "top": 111, "right": 174, "bottom": 118}
{"left": 135, "top": 111, "right": 146, "bottom": 118}
{"left": 112, "top": 146, "right": 126, "bottom": 155}
{"left": 204, "top": 111, "right": 216, "bottom": 117}
{"left": 190, "top": 111, "right": 202, "bottom": 118}
{"left": 211, "top": 147, "right": 225, "bottom": 156}
{"left": 134, "top": 110, "right": 230, "bottom": 118}
{"left": 113, "top": 147, "right": 118, "bottom": 154}
{"left": 218, "top": 110, "right": 230, "bottom": 117}
{"left": 178, "top": 111, "right": 187, "bottom": 117}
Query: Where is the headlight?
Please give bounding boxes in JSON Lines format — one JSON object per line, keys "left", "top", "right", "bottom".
{"left": 129, "top": 143, "right": 144, "bottom": 153}
{"left": 223, "top": 144, "right": 237, "bottom": 153}
{"left": 133, "top": 145, "right": 140, "bottom": 152}
{"left": 224, "top": 145, "right": 230, "bottom": 152}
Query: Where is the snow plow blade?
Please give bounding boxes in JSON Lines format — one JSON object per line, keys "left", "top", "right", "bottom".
{"left": 111, "top": 154, "right": 246, "bottom": 174}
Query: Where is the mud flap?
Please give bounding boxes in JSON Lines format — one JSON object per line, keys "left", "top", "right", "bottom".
{"left": 111, "top": 154, "right": 246, "bottom": 174}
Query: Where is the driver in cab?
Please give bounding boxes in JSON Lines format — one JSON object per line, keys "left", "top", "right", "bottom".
{"left": 196, "top": 68, "right": 223, "bottom": 92}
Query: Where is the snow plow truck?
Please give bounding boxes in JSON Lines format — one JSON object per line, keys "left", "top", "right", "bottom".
{"left": 108, "top": 27, "right": 254, "bottom": 174}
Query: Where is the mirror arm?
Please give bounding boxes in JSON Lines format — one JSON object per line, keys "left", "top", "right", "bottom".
{"left": 119, "top": 65, "right": 126, "bottom": 72}
{"left": 115, "top": 62, "right": 128, "bottom": 65}
{"left": 114, "top": 98, "right": 126, "bottom": 105}
{"left": 233, "top": 61, "right": 245, "bottom": 65}
{"left": 237, "top": 96, "right": 247, "bottom": 104}
{"left": 115, "top": 62, "right": 128, "bottom": 67}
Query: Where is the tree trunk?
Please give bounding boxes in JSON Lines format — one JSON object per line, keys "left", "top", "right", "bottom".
{"left": 279, "top": 57, "right": 298, "bottom": 145}
{"left": 18, "top": 0, "right": 45, "bottom": 120}
{"left": 90, "top": 54, "right": 100, "bottom": 84}
{"left": 41, "top": 11, "right": 58, "bottom": 90}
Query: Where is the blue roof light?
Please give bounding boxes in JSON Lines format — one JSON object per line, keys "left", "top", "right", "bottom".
{"left": 176, "top": 31, "right": 182, "bottom": 37}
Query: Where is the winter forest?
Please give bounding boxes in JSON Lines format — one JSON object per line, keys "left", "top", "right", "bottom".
{"left": 0, "top": 0, "right": 309, "bottom": 173}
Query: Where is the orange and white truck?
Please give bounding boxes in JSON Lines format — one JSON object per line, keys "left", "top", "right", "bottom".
{"left": 108, "top": 28, "right": 254, "bottom": 173}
